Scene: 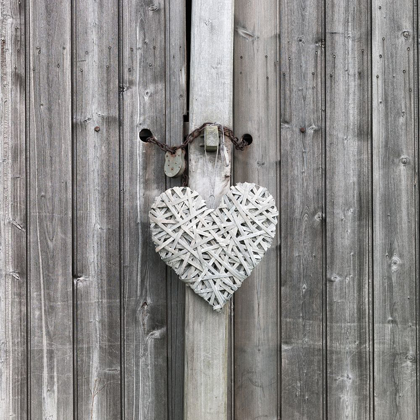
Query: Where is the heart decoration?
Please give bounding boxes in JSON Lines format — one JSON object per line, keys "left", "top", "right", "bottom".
{"left": 149, "top": 182, "right": 278, "bottom": 311}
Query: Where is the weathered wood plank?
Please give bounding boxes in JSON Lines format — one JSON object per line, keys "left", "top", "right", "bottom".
{"left": 121, "top": 0, "right": 168, "bottom": 418}
{"left": 28, "top": 0, "right": 73, "bottom": 416}
{"left": 325, "top": 1, "right": 372, "bottom": 419}
{"left": 73, "top": 0, "right": 121, "bottom": 417}
{"left": 185, "top": 0, "right": 234, "bottom": 418}
{"left": 233, "top": 0, "right": 280, "bottom": 418}
{"left": 165, "top": 0, "right": 187, "bottom": 418}
{"left": 372, "top": 1, "right": 417, "bottom": 418}
{"left": 0, "top": 0, "right": 27, "bottom": 417}
{"left": 280, "top": 0, "right": 325, "bottom": 418}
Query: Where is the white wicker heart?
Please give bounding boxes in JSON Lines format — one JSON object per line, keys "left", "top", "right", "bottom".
{"left": 149, "top": 182, "right": 278, "bottom": 311}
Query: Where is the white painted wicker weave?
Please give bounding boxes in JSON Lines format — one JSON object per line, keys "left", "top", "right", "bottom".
{"left": 149, "top": 182, "right": 278, "bottom": 311}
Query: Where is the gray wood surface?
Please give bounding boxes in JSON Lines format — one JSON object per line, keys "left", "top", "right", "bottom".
{"left": 28, "top": 0, "right": 73, "bottom": 417}
{"left": 233, "top": 0, "right": 280, "bottom": 418}
{"left": 121, "top": 0, "right": 169, "bottom": 418}
{"left": 325, "top": 1, "right": 372, "bottom": 419}
{"left": 280, "top": 0, "right": 326, "bottom": 418}
{"left": 185, "top": 0, "right": 234, "bottom": 418}
{"left": 73, "top": 0, "right": 121, "bottom": 417}
{"left": 372, "top": 1, "right": 418, "bottom": 419}
{"left": 165, "top": 0, "right": 187, "bottom": 418}
{"left": 4, "top": 0, "right": 420, "bottom": 418}
{"left": 0, "top": 0, "right": 27, "bottom": 417}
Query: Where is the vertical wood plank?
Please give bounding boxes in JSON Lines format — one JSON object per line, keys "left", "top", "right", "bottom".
{"left": 326, "top": 0, "right": 372, "bottom": 418}
{"left": 165, "top": 0, "right": 187, "bottom": 418}
{"left": 0, "top": 0, "right": 27, "bottom": 417}
{"left": 185, "top": 0, "right": 234, "bottom": 418}
{"left": 121, "top": 0, "right": 168, "bottom": 418}
{"left": 28, "top": 0, "right": 73, "bottom": 416}
{"left": 372, "top": 0, "right": 417, "bottom": 418}
{"left": 233, "top": 0, "right": 280, "bottom": 418}
{"left": 280, "top": 0, "right": 325, "bottom": 418}
{"left": 73, "top": 0, "right": 121, "bottom": 417}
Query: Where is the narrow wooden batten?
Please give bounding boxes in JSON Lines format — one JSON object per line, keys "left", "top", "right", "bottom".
{"left": 184, "top": 0, "right": 234, "bottom": 418}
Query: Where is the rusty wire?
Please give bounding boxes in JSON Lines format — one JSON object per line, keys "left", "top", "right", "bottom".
{"left": 140, "top": 122, "right": 251, "bottom": 154}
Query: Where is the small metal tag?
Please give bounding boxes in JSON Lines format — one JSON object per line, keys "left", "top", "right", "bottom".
{"left": 164, "top": 149, "right": 186, "bottom": 178}
{"left": 204, "top": 125, "right": 219, "bottom": 152}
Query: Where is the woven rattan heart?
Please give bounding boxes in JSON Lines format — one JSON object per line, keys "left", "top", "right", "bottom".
{"left": 149, "top": 182, "right": 278, "bottom": 311}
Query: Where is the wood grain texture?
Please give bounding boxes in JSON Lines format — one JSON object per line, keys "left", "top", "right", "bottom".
{"left": 233, "top": 0, "right": 280, "bottom": 418}
{"left": 280, "top": 0, "right": 325, "bottom": 418}
{"left": 325, "top": 1, "right": 372, "bottom": 419}
{"left": 4, "top": 1, "right": 420, "bottom": 418}
{"left": 121, "top": 0, "right": 168, "bottom": 418}
{"left": 185, "top": 0, "right": 234, "bottom": 418}
{"left": 372, "top": 0, "right": 418, "bottom": 418}
{"left": 73, "top": 0, "right": 121, "bottom": 418}
{"left": 28, "top": 0, "right": 73, "bottom": 417}
{"left": 165, "top": 0, "right": 187, "bottom": 418}
{"left": 0, "top": 0, "right": 27, "bottom": 417}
